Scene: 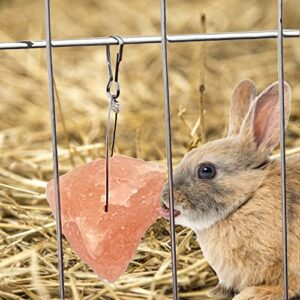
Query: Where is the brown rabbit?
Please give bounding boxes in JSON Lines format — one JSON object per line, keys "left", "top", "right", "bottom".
{"left": 160, "top": 80, "right": 300, "bottom": 300}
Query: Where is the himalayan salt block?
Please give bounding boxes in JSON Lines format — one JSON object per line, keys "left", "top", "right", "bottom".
{"left": 46, "top": 155, "right": 166, "bottom": 282}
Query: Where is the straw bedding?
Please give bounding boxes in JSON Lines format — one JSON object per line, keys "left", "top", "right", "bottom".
{"left": 0, "top": 0, "right": 299, "bottom": 299}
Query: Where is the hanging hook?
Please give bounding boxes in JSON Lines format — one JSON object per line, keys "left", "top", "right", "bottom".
{"left": 105, "top": 35, "right": 124, "bottom": 113}
{"left": 104, "top": 35, "right": 124, "bottom": 213}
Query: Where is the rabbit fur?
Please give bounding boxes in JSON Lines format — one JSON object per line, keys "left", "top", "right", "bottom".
{"left": 161, "top": 80, "right": 300, "bottom": 300}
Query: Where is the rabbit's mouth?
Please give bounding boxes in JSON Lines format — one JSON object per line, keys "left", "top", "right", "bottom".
{"left": 159, "top": 203, "right": 181, "bottom": 218}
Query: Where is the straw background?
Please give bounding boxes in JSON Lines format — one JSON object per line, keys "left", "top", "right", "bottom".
{"left": 0, "top": 0, "right": 299, "bottom": 299}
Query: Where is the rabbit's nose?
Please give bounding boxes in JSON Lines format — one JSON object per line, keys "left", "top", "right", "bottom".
{"left": 159, "top": 201, "right": 181, "bottom": 219}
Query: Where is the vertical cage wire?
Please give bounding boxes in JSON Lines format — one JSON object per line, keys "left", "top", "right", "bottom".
{"left": 277, "top": 0, "right": 289, "bottom": 299}
{"left": 160, "top": 0, "right": 179, "bottom": 299}
{"left": 44, "top": 0, "right": 65, "bottom": 299}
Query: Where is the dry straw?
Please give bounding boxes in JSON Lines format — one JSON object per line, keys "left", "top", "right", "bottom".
{"left": 0, "top": 0, "right": 300, "bottom": 299}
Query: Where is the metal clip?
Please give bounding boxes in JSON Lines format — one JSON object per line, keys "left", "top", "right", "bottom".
{"left": 104, "top": 35, "right": 124, "bottom": 213}
{"left": 105, "top": 35, "right": 124, "bottom": 112}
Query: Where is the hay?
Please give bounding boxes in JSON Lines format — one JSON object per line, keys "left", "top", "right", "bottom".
{"left": 0, "top": 0, "right": 300, "bottom": 299}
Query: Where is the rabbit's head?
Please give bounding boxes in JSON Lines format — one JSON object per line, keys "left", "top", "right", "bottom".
{"left": 161, "top": 80, "right": 291, "bottom": 230}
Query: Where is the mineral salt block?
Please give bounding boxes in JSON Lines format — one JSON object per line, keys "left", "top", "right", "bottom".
{"left": 46, "top": 155, "right": 166, "bottom": 282}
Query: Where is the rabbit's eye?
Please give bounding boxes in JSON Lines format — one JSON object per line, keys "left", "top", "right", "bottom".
{"left": 197, "top": 163, "right": 216, "bottom": 179}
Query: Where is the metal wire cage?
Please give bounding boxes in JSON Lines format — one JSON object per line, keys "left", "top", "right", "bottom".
{"left": 1, "top": 0, "right": 299, "bottom": 299}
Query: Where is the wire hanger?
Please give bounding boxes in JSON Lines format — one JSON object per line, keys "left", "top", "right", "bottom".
{"left": 104, "top": 35, "right": 124, "bottom": 212}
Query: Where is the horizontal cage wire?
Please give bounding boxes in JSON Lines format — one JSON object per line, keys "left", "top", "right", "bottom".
{"left": 0, "top": 30, "right": 299, "bottom": 50}
{"left": 0, "top": 0, "right": 297, "bottom": 299}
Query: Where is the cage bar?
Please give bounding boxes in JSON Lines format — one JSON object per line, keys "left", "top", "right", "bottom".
{"left": 277, "top": 0, "right": 289, "bottom": 299}
{"left": 0, "top": 29, "right": 299, "bottom": 50}
{"left": 160, "top": 0, "right": 178, "bottom": 298}
{"left": 44, "top": 0, "right": 65, "bottom": 299}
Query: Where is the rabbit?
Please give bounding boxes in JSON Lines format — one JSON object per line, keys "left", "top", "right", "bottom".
{"left": 160, "top": 79, "right": 300, "bottom": 300}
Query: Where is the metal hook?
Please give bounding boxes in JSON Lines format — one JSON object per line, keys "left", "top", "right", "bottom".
{"left": 104, "top": 35, "right": 125, "bottom": 213}
{"left": 105, "top": 35, "right": 124, "bottom": 103}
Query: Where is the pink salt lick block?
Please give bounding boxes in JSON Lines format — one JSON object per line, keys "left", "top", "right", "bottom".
{"left": 46, "top": 155, "right": 166, "bottom": 282}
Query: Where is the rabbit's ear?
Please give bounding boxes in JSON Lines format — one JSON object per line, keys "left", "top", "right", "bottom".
{"left": 241, "top": 81, "right": 291, "bottom": 151}
{"left": 227, "top": 79, "right": 256, "bottom": 136}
